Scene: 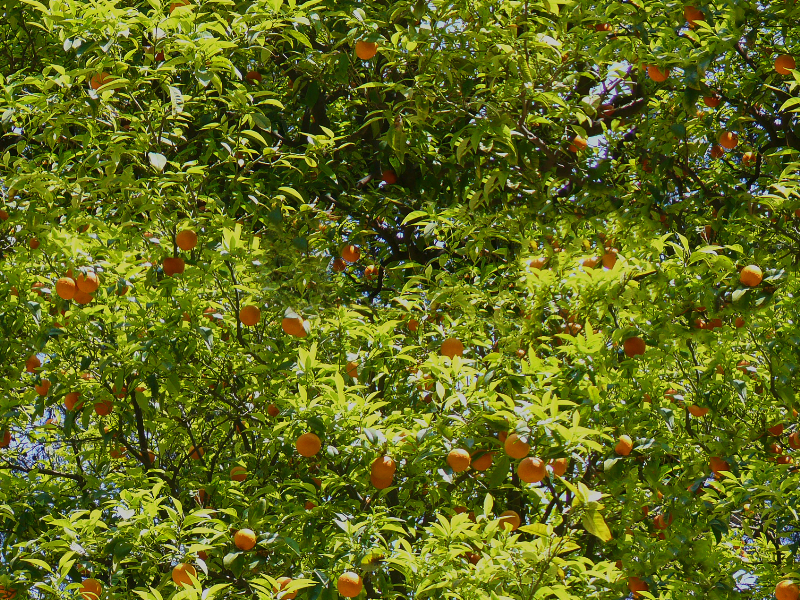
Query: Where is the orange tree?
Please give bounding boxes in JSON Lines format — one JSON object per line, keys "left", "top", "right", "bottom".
{"left": 1, "top": 0, "right": 800, "bottom": 598}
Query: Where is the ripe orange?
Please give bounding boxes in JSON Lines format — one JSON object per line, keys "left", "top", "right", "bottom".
{"left": 768, "top": 424, "right": 785, "bottom": 436}
{"left": 94, "top": 399, "right": 113, "bottom": 416}
{"left": 653, "top": 513, "right": 673, "bottom": 530}
{"left": 188, "top": 445, "right": 204, "bottom": 460}
{"left": 25, "top": 355, "right": 41, "bottom": 373}
{"left": 73, "top": 289, "right": 93, "bottom": 305}
{"left": 55, "top": 277, "right": 77, "bottom": 300}
{"left": 549, "top": 457, "right": 568, "bottom": 476}
{"left": 735, "top": 316, "right": 745, "bottom": 328}
{"left": 382, "top": 170, "right": 397, "bottom": 184}
{"left": 407, "top": 317, "right": 419, "bottom": 332}
{"left": 647, "top": 65, "right": 669, "bottom": 82}
{"left": 623, "top": 337, "right": 646, "bottom": 358}
{"left": 498, "top": 510, "right": 521, "bottom": 531}
{"left": 341, "top": 244, "right": 361, "bottom": 263}
{"left": 627, "top": 576, "right": 648, "bottom": 599}
{"left": 176, "top": 229, "right": 198, "bottom": 250}
{"left": 518, "top": 457, "right": 546, "bottom": 483}
{"left": 703, "top": 94, "right": 721, "bottom": 108}
{"left": 282, "top": 316, "right": 308, "bottom": 337}
{"left": 80, "top": 578, "right": 103, "bottom": 600}
{"left": 337, "top": 572, "right": 363, "bottom": 598}
{"left": 447, "top": 448, "right": 471, "bottom": 472}
{"left": 89, "top": 72, "right": 113, "bottom": 90}
{"left": 710, "top": 145, "right": 724, "bottom": 159}
{"left": 710, "top": 456, "right": 729, "bottom": 475}
{"left": 441, "top": 337, "right": 464, "bottom": 359}
{"left": 775, "top": 55, "right": 797, "bottom": 75}
{"left": 364, "top": 264, "right": 378, "bottom": 280}
{"left": 742, "top": 151, "right": 756, "bottom": 166}
{"left": 169, "top": 0, "right": 190, "bottom": 13}
{"left": 504, "top": 433, "right": 530, "bottom": 459}
{"left": 371, "top": 455, "right": 396, "bottom": 479}
{"left": 234, "top": 528, "right": 257, "bottom": 551}
{"left": 64, "top": 392, "right": 83, "bottom": 411}
{"left": 527, "top": 256, "right": 548, "bottom": 269}
{"left": 304, "top": 501, "right": 316, "bottom": 510}
{"left": 0, "top": 430, "right": 11, "bottom": 448}
{"left": 274, "top": 577, "right": 297, "bottom": 599}
{"left": 346, "top": 360, "right": 359, "bottom": 378}
{"left": 789, "top": 432, "right": 800, "bottom": 450}
{"left": 34, "top": 379, "right": 51, "bottom": 396}
{"left": 267, "top": 403, "right": 280, "bottom": 417}
{"left": 230, "top": 466, "right": 247, "bottom": 482}
{"left": 776, "top": 580, "right": 799, "bottom": 600}
{"left": 602, "top": 250, "right": 617, "bottom": 269}
{"left": 719, "top": 131, "right": 738, "bottom": 149}
{"left": 355, "top": 40, "right": 378, "bottom": 60}
{"left": 245, "top": 71, "right": 263, "bottom": 84}
{"left": 471, "top": 451, "right": 493, "bottom": 471}
{"left": 683, "top": 6, "right": 703, "bottom": 27}
{"left": 615, "top": 434, "right": 634, "bottom": 456}
{"left": 370, "top": 471, "right": 393, "bottom": 489}
{"left": 296, "top": 432, "right": 322, "bottom": 457}
{"left": 76, "top": 272, "right": 99, "bottom": 293}
{"left": 332, "top": 258, "right": 346, "bottom": 272}
{"left": 162, "top": 257, "right": 185, "bottom": 276}
{"left": 688, "top": 405, "right": 709, "bottom": 417}
{"left": 239, "top": 305, "right": 261, "bottom": 326}
{"left": 172, "top": 563, "right": 197, "bottom": 587}
{"left": 740, "top": 265, "right": 762, "bottom": 287}
{"left": 570, "top": 135, "right": 588, "bottom": 152}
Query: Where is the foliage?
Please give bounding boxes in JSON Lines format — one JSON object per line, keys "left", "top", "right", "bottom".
{"left": 1, "top": 0, "right": 800, "bottom": 598}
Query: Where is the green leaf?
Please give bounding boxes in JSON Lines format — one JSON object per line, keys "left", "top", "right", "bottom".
{"left": 581, "top": 509, "right": 613, "bottom": 542}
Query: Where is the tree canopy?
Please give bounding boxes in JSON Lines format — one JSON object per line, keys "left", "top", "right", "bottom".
{"left": 1, "top": 0, "right": 800, "bottom": 598}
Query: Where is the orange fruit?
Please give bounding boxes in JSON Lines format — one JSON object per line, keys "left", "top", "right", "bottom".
{"left": 776, "top": 580, "right": 799, "bottom": 600}
{"left": 94, "top": 399, "right": 113, "bottom": 416}
{"left": 602, "top": 250, "right": 618, "bottom": 269}
{"left": 623, "top": 337, "right": 646, "bottom": 358}
{"left": 89, "top": 72, "right": 113, "bottom": 90}
{"left": 719, "top": 131, "right": 738, "bottom": 149}
{"left": 447, "top": 448, "right": 471, "bottom": 472}
{"left": 76, "top": 272, "right": 99, "bottom": 293}
{"left": 653, "top": 513, "right": 673, "bottom": 529}
{"left": 441, "top": 337, "right": 464, "bottom": 359}
{"left": 341, "top": 244, "right": 361, "bottom": 263}
{"left": 615, "top": 434, "right": 634, "bottom": 456}
{"left": 332, "top": 258, "right": 346, "bottom": 272}
{"left": 172, "top": 563, "right": 197, "bottom": 587}
{"left": 169, "top": 0, "right": 190, "bottom": 12}
{"left": 735, "top": 316, "right": 746, "bottom": 328}
{"left": 710, "top": 145, "right": 724, "bottom": 159}
{"left": 703, "top": 94, "right": 721, "bottom": 108}
{"left": 407, "top": 317, "right": 419, "bottom": 332}
{"left": 188, "top": 445, "right": 204, "bottom": 460}
{"left": 230, "top": 466, "right": 247, "bottom": 482}
{"left": 267, "top": 403, "right": 280, "bottom": 417}
{"left": 355, "top": 40, "right": 378, "bottom": 60}
{"left": 549, "top": 457, "right": 568, "bottom": 476}
{"left": 176, "top": 229, "right": 198, "bottom": 250}
{"left": 364, "top": 264, "right": 378, "bottom": 280}
{"left": 527, "top": 256, "right": 548, "bottom": 269}
{"left": 471, "top": 451, "right": 493, "bottom": 471}
{"left": 570, "top": 135, "right": 588, "bottom": 152}
{"left": 245, "top": 71, "right": 263, "bottom": 84}
{"left": 337, "top": 572, "right": 363, "bottom": 598}
{"left": 742, "top": 151, "right": 756, "bottom": 166}
{"left": 25, "top": 355, "right": 41, "bottom": 373}
{"left": 504, "top": 433, "right": 530, "bottom": 459}
{"left": 304, "top": 501, "right": 316, "bottom": 510}
{"left": 274, "top": 577, "right": 297, "bottom": 599}
{"left": 768, "top": 424, "right": 785, "bottom": 436}
{"left": 64, "top": 392, "right": 83, "bottom": 411}
{"left": 80, "top": 578, "right": 103, "bottom": 599}
{"left": 627, "top": 576, "right": 648, "bottom": 599}
{"left": 789, "top": 432, "right": 800, "bottom": 450}
{"left": 371, "top": 455, "right": 396, "bottom": 479}
{"left": 55, "top": 277, "right": 77, "bottom": 300}
{"left": 162, "top": 257, "right": 185, "bottom": 276}
{"left": 683, "top": 6, "right": 703, "bottom": 27}
{"left": 498, "top": 510, "right": 521, "bottom": 531}
{"left": 234, "top": 528, "right": 257, "bottom": 551}
{"left": 382, "top": 170, "right": 397, "bottom": 184}
{"left": 517, "top": 457, "right": 546, "bottom": 483}
{"left": 34, "top": 379, "right": 51, "bottom": 396}
{"left": 775, "top": 55, "right": 797, "bottom": 75}
{"left": 710, "top": 456, "right": 729, "bottom": 475}
{"left": 647, "top": 65, "right": 669, "bottom": 82}
{"left": 0, "top": 430, "right": 11, "bottom": 448}
{"left": 740, "top": 265, "right": 762, "bottom": 287}
{"left": 687, "top": 405, "right": 708, "bottom": 417}
{"left": 73, "top": 289, "right": 93, "bottom": 305}
{"left": 239, "top": 305, "right": 261, "bottom": 326}
{"left": 282, "top": 317, "right": 308, "bottom": 337}
{"left": 370, "top": 471, "right": 393, "bottom": 489}
{"left": 296, "top": 432, "right": 321, "bottom": 457}
{"left": 346, "top": 360, "right": 359, "bottom": 378}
